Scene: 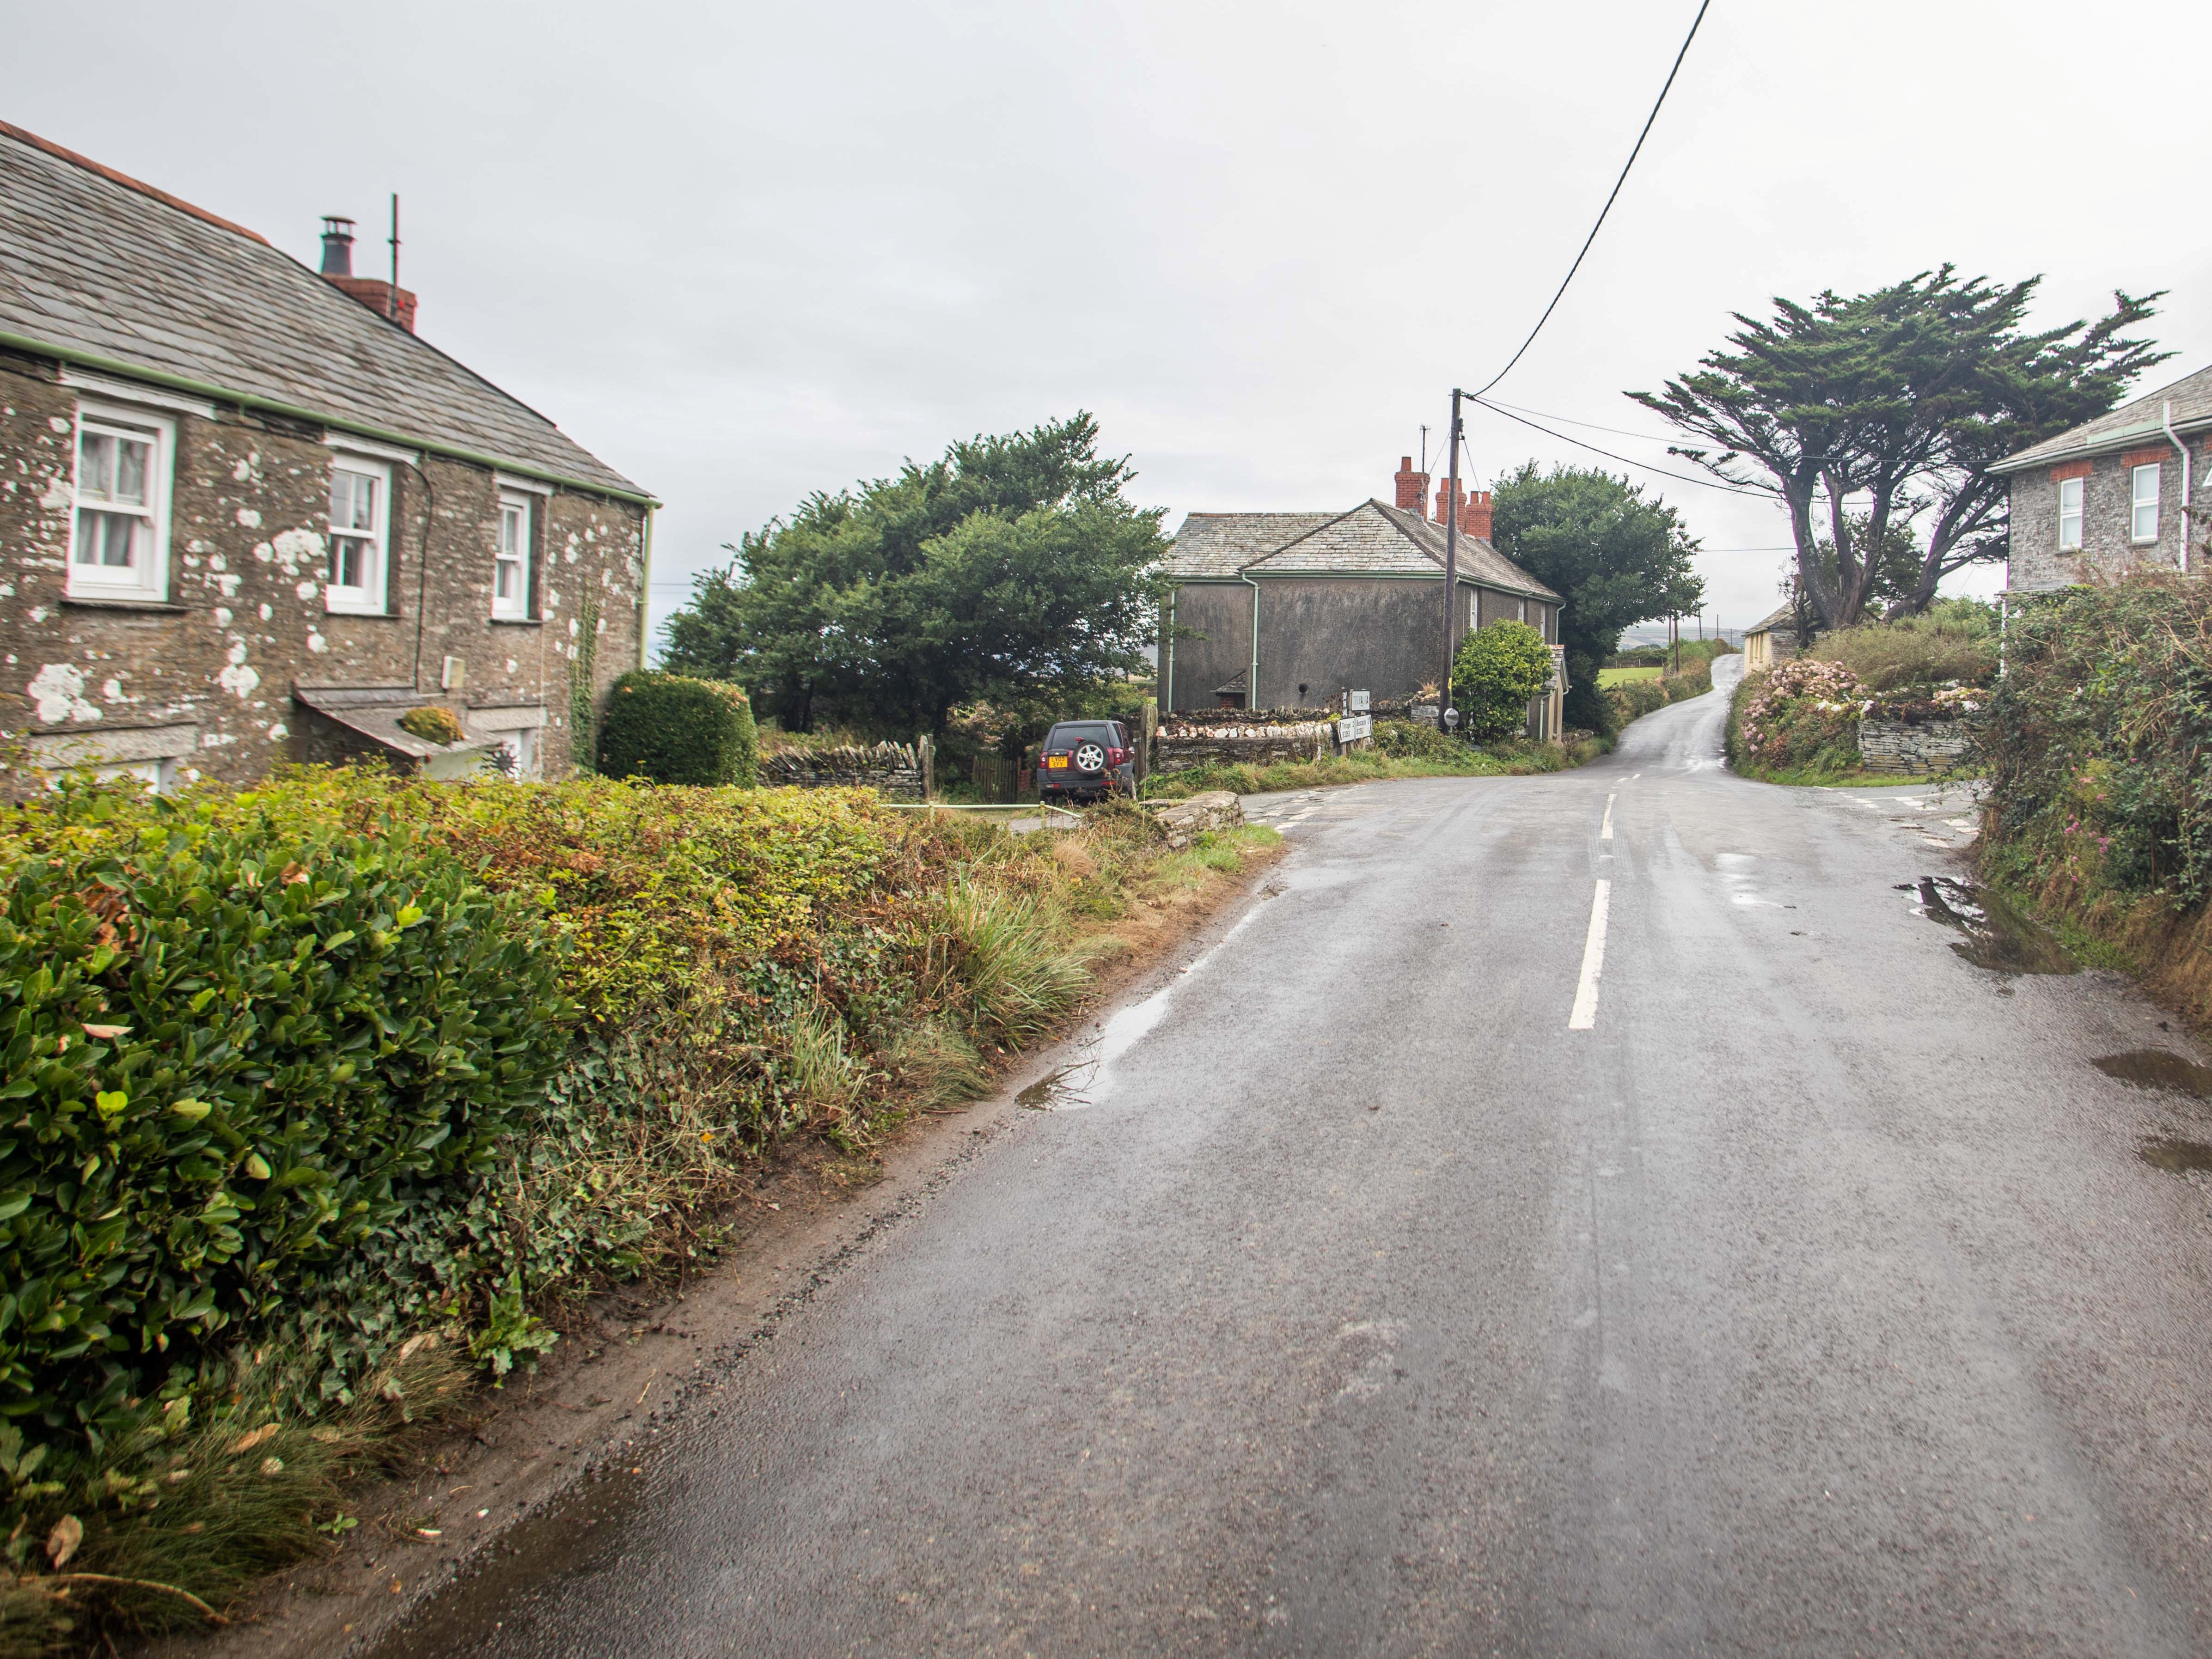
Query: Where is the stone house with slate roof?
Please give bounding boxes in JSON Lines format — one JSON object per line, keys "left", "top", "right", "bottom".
{"left": 0, "top": 120, "right": 654, "bottom": 788}
{"left": 1992, "top": 361, "right": 2212, "bottom": 595}
{"left": 1161, "top": 457, "right": 1566, "bottom": 737}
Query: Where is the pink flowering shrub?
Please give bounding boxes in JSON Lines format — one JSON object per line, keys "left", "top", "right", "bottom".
{"left": 1735, "top": 658, "right": 1868, "bottom": 774}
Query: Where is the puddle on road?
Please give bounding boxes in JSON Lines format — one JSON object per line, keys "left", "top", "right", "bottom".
{"left": 2139, "top": 1136, "right": 2212, "bottom": 1174}
{"left": 1017, "top": 1065, "right": 1086, "bottom": 1109}
{"left": 1903, "top": 876, "right": 2076, "bottom": 975}
{"left": 2095, "top": 1050, "right": 2212, "bottom": 1097}
{"left": 362, "top": 1465, "right": 651, "bottom": 1659}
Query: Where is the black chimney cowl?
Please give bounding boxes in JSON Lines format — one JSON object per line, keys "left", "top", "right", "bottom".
{"left": 319, "top": 216, "right": 355, "bottom": 277}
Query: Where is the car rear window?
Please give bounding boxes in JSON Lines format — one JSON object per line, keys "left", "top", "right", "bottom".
{"left": 1049, "top": 723, "right": 1119, "bottom": 746}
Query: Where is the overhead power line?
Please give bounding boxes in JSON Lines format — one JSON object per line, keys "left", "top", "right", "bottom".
{"left": 1471, "top": 396, "right": 1769, "bottom": 498}
{"left": 1470, "top": 0, "right": 1713, "bottom": 400}
{"left": 1485, "top": 398, "right": 1690, "bottom": 447}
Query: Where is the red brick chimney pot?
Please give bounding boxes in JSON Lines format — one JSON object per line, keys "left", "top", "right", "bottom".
{"left": 326, "top": 274, "right": 419, "bottom": 333}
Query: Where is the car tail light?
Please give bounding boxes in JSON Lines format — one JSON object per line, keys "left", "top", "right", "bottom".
{"left": 1107, "top": 746, "right": 1128, "bottom": 765}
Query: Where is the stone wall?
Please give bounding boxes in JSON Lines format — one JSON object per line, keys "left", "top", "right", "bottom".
{"left": 762, "top": 741, "right": 929, "bottom": 800}
{"left": 1147, "top": 789, "right": 1243, "bottom": 849}
{"left": 1154, "top": 720, "right": 1332, "bottom": 770}
{"left": 0, "top": 351, "right": 647, "bottom": 787}
{"left": 1859, "top": 716, "right": 1977, "bottom": 776}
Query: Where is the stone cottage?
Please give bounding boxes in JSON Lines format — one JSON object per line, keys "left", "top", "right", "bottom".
{"left": 1159, "top": 458, "right": 1566, "bottom": 737}
{"left": 1740, "top": 596, "right": 1819, "bottom": 672}
{"left": 1992, "top": 361, "right": 2210, "bottom": 595}
{"left": 0, "top": 119, "right": 655, "bottom": 788}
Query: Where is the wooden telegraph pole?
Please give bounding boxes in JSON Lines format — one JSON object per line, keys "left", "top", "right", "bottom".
{"left": 1440, "top": 389, "right": 1463, "bottom": 732}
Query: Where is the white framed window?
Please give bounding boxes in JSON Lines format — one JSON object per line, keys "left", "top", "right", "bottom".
{"left": 1516, "top": 599, "right": 1528, "bottom": 623}
{"left": 2132, "top": 463, "right": 2161, "bottom": 543}
{"left": 494, "top": 726, "right": 539, "bottom": 779}
{"left": 2058, "top": 476, "right": 2084, "bottom": 550}
{"left": 327, "top": 460, "right": 390, "bottom": 613}
{"left": 67, "top": 405, "right": 173, "bottom": 601}
{"left": 494, "top": 491, "right": 533, "bottom": 619}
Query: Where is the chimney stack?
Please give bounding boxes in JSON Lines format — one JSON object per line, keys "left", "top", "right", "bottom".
{"left": 319, "top": 216, "right": 355, "bottom": 276}
{"left": 1462, "top": 490, "right": 1493, "bottom": 541}
{"left": 1393, "top": 456, "right": 1428, "bottom": 512}
{"left": 316, "top": 213, "right": 419, "bottom": 333}
{"left": 1434, "top": 477, "right": 1465, "bottom": 527}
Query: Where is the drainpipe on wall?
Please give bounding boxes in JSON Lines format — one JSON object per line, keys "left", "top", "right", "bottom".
{"left": 2163, "top": 401, "right": 2193, "bottom": 575}
{"left": 1240, "top": 572, "right": 1261, "bottom": 712}
{"left": 1161, "top": 586, "right": 1175, "bottom": 712}
{"left": 638, "top": 504, "right": 657, "bottom": 666}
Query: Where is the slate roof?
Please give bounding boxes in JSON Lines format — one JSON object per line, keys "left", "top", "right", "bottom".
{"left": 1992, "top": 362, "right": 2212, "bottom": 475}
{"left": 1744, "top": 601, "right": 1796, "bottom": 635}
{"left": 1166, "top": 500, "right": 1558, "bottom": 600}
{"left": 0, "top": 122, "right": 645, "bottom": 499}
{"left": 1161, "top": 512, "right": 1338, "bottom": 577}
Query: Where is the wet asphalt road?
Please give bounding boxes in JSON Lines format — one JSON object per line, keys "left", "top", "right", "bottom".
{"left": 379, "top": 660, "right": 2212, "bottom": 1657}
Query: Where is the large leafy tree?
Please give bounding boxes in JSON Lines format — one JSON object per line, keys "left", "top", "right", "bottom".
{"left": 1489, "top": 463, "right": 1703, "bottom": 735}
{"left": 1632, "top": 269, "right": 2165, "bottom": 628}
{"left": 663, "top": 415, "right": 1167, "bottom": 734}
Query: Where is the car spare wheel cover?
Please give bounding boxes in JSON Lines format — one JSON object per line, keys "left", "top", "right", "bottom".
{"left": 1075, "top": 741, "right": 1106, "bottom": 772}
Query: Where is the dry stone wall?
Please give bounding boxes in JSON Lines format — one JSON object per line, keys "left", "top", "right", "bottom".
{"left": 1858, "top": 716, "right": 1977, "bottom": 775}
{"left": 762, "top": 741, "right": 929, "bottom": 800}
{"left": 1147, "top": 789, "right": 1242, "bottom": 849}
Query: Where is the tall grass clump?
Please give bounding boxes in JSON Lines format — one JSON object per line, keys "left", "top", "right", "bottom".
{"left": 1815, "top": 598, "right": 1998, "bottom": 692}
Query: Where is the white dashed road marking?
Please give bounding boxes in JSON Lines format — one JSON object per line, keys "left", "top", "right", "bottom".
{"left": 1569, "top": 880, "right": 1611, "bottom": 1031}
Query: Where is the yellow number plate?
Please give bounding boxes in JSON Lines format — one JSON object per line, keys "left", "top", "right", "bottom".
{"left": 1045, "top": 756, "right": 1069, "bottom": 769}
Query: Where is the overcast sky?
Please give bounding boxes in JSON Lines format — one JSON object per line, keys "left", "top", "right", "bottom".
{"left": 11, "top": 0, "right": 2207, "bottom": 642}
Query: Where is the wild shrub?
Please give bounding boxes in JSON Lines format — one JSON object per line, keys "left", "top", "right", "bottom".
{"left": 1813, "top": 601, "right": 1998, "bottom": 692}
{"left": 1983, "top": 577, "right": 2212, "bottom": 906}
{"left": 597, "top": 671, "right": 759, "bottom": 786}
{"left": 1372, "top": 718, "right": 1460, "bottom": 760}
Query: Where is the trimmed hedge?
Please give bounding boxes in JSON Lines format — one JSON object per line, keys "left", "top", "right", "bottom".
{"left": 1451, "top": 621, "right": 1554, "bottom": 740}
{"left": 598, "top": 671, "right": 758, "bottom": 787}
{"left": 0, "top": 789, "right": 571, "bottom": 1446}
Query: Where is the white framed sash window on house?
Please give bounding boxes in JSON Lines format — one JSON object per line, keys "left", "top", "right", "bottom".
{"left": 2132, "top": 463, "right": 2162, "bottom": 545}
{"left": 326, "top": 459, "right": 391, "bottom": 613}
{"left": 67, "top": 403, "right": 174, "bottom": 602}
{"left": 2058, "top": 476, "right": 2084, "bottom": 550}
{"left": 494, "top": 490, "right": 534, "bottom": 619}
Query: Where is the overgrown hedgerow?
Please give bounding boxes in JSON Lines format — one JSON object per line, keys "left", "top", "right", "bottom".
{"left": 0, "top": 765, "right": 1211, "bottom": 1651}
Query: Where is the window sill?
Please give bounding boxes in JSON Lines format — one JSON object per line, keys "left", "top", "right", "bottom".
{"left": 61, "top": 594, "right": 188, "bottom": 614}
{"left": 324, "top": 604, "right": 397, "bottom": 619}
{"left": 489, "top": 615, "right": 542, "bottom": 628}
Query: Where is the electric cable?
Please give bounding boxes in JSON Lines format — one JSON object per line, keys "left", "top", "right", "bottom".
{"left": 1472, "top": 396, "right": 1768, "bottom": 497}
{"left": 1470, "top": 0, "right": 1712, "bottom": 399}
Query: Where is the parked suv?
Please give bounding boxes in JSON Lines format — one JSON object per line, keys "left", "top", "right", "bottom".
{"left": 1039, "top": 720, "right": 1136, "bottom": 804}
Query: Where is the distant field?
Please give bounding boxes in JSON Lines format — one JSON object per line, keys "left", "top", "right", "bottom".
{"left": 1600, "top": 665, "right": 1663, "bottom": 686}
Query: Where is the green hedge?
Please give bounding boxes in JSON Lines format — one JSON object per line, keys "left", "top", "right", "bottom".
{"left": 0, "top": 791, "right": 571, "bottom": 1446}
{"left": 1985, "top": 578, "right": 2212, "bottom": 903}
{"left": 597, "top": 671, "right": 758, "bottom": 787}
{"left": 1451, "top": 622, "right": 1553, "bottom": 740}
